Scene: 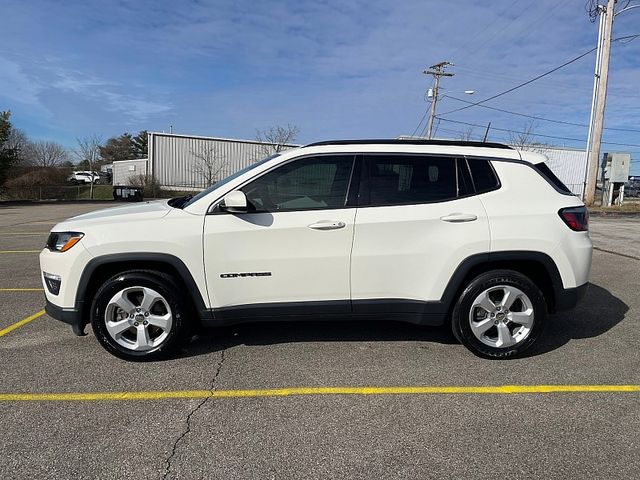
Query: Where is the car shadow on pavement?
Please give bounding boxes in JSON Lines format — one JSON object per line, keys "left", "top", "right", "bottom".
{"left": 177, "top": 282, "right": 627, "bottom": 360}
{"left": 524, "top": 282, "right": 628, "bottom": 357}
{"left": 179, "top": 319, "right": 458, "bottom": 359}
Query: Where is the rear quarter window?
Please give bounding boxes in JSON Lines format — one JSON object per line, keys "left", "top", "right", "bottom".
{"left": 533, "top": 162, "right": 574, "bottom": 195}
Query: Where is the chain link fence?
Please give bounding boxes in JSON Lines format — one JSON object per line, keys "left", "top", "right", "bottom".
{"left": 0, "top": 185, "right": 115, "bottom": 201}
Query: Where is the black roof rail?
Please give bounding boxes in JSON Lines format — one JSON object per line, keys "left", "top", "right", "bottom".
{"left": 304, "top": 139, "right": 513, "bottom": 150}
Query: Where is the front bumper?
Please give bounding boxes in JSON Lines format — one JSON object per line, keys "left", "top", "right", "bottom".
{"left": 45, "top": 299, "right": 87, "bottom": 336}
{"left": 555, "top": 282, "right": 589, "bottom": 312}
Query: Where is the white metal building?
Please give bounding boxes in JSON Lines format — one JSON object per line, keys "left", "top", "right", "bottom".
{"left": 113, "top": 132, "right": 617, "bottom": 199}
{"left": 112, "top": 158, "right": 149, "bottom": 186}
{"left": 147, "top": 132, "right": 298, "bottom": 190}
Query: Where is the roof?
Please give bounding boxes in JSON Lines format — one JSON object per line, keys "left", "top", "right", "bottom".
{"left": 305, "top": 139, "right": 513, "bottom": 150}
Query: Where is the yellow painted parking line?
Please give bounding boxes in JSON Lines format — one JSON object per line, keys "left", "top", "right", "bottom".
{"left": 0, "top": 250, "right": 41, "bottom": 254}
{"left": 1, "top": 384, "right": 639, "bottom": 402}
{"left": 0, "top": 288, "right": 44, "bottom": 292}
{"left": 0, "top": 310, "right": 45, "bottom": 337}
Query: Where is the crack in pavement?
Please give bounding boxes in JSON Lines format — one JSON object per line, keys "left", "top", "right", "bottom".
{"left": 162, "top": 349, "right": 226, "bottom": 480}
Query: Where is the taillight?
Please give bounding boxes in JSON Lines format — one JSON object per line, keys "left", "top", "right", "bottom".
{"left": 559, "top": 206, "right": 589, "bottom": 231}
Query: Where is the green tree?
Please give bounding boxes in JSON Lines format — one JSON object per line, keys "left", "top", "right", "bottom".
{"left": 0, "top": 111, "right": 21, "bottom": 186}
{"left": 132, "top": 130, "right": 148, "bottom": 158}
{"left": 99, "top": 133, "right": 136, "bottom": 162}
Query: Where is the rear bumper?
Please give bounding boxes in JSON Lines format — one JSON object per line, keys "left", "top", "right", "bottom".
{"left": 45, "top": 299, "right": 87, "bottom": 336}
{"left": 555, "top": 282, "right": 589, "bottom": 312}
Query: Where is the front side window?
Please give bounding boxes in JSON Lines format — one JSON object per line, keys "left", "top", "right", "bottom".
{"left": 241, "top": 155, "right": 354, "bottom": 212}
{"left": 363, "top": 155, "right": 458, "bottom": 206}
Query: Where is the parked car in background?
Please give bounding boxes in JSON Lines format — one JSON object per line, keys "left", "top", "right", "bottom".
{"left": 625, "top": 181, "right": 640, "bottom": 197}
{"left": 67, "top": 171, "right": 100, "bottom": 184}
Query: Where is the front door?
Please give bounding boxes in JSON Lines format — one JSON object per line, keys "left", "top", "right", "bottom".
{"left": 203, "top": 154, "right": 357, "bottom": 317}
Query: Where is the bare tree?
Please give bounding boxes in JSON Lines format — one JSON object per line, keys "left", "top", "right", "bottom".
{"left": 75, "top": 135, "right": 102, "bottom": 199}
{"left": 6, "top": 128, "right": 28, "bottom": 154}
{"left": 255, "top": 124, "right": 299, "bottom": 157}
{"left": 508, "top": 121, "right": 543, "bottom": 151}
{"left": 191, "top": 146, "right": 228, "bottom": 187}
{"left": 25, "top": 140, "right": 69, "bottom": 167}
{"left": 458, "top": 127, "right": 475, "bottom": 141}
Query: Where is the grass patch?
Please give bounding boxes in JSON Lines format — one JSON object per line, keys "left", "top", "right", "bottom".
{"left": 76, "top": 185, "right": 114, "bottom": 200}
{"left": 589, "top": 199, "right": 640, "bottom": 213}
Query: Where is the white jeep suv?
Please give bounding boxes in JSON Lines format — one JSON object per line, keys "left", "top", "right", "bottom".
{"left": 40, "top": 140, "right": 592, "bottom": 360}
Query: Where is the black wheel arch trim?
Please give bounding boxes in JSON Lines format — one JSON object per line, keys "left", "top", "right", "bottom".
{"left": 65, "top": 253, "right": 209, "bottom": 335}
{"left": 438, "top": 250, "right": 570, "bottom": 314}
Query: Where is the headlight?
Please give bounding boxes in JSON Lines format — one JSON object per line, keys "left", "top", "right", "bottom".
{"left": 46, "top": 232, "right": 84, "bottom": 252}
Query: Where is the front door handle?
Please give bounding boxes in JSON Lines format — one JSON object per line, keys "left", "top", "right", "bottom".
{"left": 440, "top": 213, "right": 478, "bottom": 223}
{"left": 308, "top": 220, "right": 346, "bottom": 230}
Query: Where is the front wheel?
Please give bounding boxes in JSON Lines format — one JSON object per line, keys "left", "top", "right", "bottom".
{"left": 451, "top": 270, "right": 547, "bottom": 359}
{"left": 91, "top": 270, "right": 190, "bottom": 361}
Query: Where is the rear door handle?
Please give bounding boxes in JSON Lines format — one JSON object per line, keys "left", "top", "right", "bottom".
{"left": 440, "top": 213, "right": 478, "bottom": 223}
{"left": 308, "top": 220, "right": 346, "bottom": 230}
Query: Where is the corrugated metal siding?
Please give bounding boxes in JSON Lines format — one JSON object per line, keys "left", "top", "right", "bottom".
{"left": 150, "top": 133, "right": 588, "bottom": 196}
{"left": 149, "top": 133, "right": 298, "bottom": 189}
{"left": 113, "top": 159, "right": 148, "bottom": 186}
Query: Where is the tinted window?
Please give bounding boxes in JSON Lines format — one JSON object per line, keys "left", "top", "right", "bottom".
{"left": 456, "top": 158, "right": 474, "bottom": 197}
{"left": 533, "top": 162, "right": 573, "bottom": 195}
{"left": 468, "top": 159, "right": 500, "bottom": 193}
{"left": 364, "top": 155, "right": 457, "bottom": 205}
{"left": 241, "top": 155, "right": 354, "bottom": 212}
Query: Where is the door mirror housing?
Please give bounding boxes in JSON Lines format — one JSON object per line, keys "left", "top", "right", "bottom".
{"left": 220, "top": 190, "right": 248, "bottom": 213}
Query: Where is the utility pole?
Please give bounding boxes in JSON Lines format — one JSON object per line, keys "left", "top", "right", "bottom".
{"left": 424, "top": 61, "right": 454, "bottom": 139}
{"left": 585, "top": 0, "right": 616, "bottom": 206}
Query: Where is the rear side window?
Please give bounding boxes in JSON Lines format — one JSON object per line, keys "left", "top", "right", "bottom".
{"left": 467, "top": 159, "right": 500, "bottom": 193}
{"left": 363, "top": 155, "right": 457, "bottom": 206}
{"left": 533, "top": 162, "right": 574, "bottom": 195}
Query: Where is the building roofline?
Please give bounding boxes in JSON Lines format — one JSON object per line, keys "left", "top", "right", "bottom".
{"left": 148, "top": 131, "right": 299, "bottom": 148}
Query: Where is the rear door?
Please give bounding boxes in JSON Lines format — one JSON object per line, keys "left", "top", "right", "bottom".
{"left": 350, "top": 154, "right": 491, "bottom": 310}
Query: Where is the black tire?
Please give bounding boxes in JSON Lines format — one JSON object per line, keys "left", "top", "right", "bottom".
{"left": 90, "top": 270, "right": 191, "bottom": 361}
{"left": 451, "top": 270, "right": 547, "bottom": 359}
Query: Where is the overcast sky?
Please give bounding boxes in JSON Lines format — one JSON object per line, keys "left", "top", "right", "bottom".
{"left": 1, "top": 0, "right": 638, "bottom": 172}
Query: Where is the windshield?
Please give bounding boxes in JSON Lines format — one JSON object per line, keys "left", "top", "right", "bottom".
{"left": 180, "top": 154, "right": 280, "bottom": 208}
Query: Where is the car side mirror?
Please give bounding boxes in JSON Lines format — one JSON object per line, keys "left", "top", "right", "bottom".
{"left": 220, "top": 190, "right": 248, "bottom": 213}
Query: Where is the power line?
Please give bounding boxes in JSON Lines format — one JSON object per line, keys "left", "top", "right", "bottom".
{"left": 410, "top": 110, "right": 428, "bottom": 138}
{"left": 438, "top": 47, "right": 597, "bottom": 117}
{"left": 442, "top": 94, "right": 640, "bottom": 133}
{"left": 454, "top": 65, "right": 640, "bottom": 99}
{"left": 439, "top": 34, "right": 640, "bottom": 118}
{"left": 435, "top": 117, "right": 640, "bottom": 148}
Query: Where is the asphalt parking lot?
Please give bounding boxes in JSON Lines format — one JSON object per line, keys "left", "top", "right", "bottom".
{"left": 1, "top": 202, "right": 639, "bottom": 479}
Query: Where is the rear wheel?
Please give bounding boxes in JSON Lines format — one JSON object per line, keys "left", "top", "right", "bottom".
{"left": 452, "top": 270, "right": 546, "bottom": 359}
{"left": 91, "top": 270, "right": 190, "bottom": 361}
